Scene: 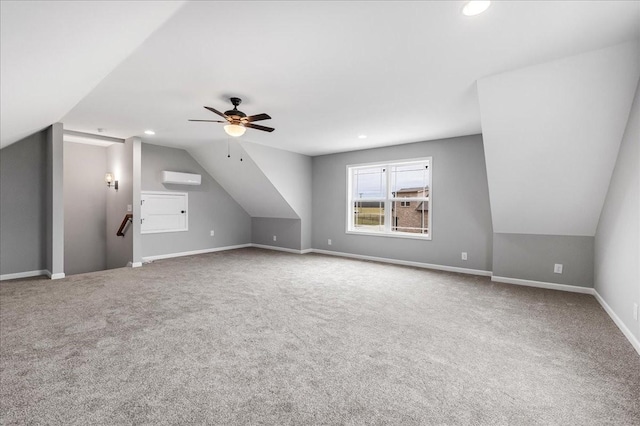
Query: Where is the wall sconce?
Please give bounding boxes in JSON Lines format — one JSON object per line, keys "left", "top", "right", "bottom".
{"left": 105, "top": 173, "right": 118, "bottom": 190}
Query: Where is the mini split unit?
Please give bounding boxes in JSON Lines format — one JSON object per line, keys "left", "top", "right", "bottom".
{"left": 161, "top": 171, "right": 201, "bottom": 185}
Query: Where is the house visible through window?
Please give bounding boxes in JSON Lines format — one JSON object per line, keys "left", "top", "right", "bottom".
{"left": 347, "top": 158, "right": 431, "bottom": 239}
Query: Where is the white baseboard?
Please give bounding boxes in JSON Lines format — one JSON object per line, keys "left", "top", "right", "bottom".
{"left": 491, "top": 276, "right": 639, "bottom": 355}
{"left": 491, "top": 276, "right": 595, "bottom": 295}
{"left": 142, "top": 244, "right": 252, "bottom": 262}
{"left": 593, "top": 290, "right": 640, "bottom": 356}
{"left": 251, "top": 244, "right": 308, "bottom": 255}
{"left": 311, "top": 249, "right": 493, "bottom": 276}
{"left": 46, "top": 271, "right": 65, "bottom": 280}
{"left": 3, "top": 246, "right": 637, "bottom": 356}
{"left": 0, "top": 269, "right": 48, "bottom": 281}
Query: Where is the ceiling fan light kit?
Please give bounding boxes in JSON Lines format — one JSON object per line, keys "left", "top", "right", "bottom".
{"left": 462, "top": 1, "right": 491, "bottom": 17}
{"left": 189, "top": 97, "right": 274, "bottom": 137}
{"left": 224, "top": 124, "right": 246, "bottom": 137}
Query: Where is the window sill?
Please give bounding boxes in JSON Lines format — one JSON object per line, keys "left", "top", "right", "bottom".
{"left": 346, "top": 230, "right": 432, "bottom": 241}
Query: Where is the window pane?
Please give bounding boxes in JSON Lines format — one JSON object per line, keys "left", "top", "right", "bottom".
{"left": 353, "top": 201, "right": 385, "bottom": 232}
{"left": 391, "top": 200, "right": 428, "bottom": 234}
{"left": 390, "top": 162, "right": 429, "bottom": 197}
{"left": 347, "top": 158, "right": 430, "bottom": 238}
{"left": 352, "top": 166, "right": 386, "bottom": 199}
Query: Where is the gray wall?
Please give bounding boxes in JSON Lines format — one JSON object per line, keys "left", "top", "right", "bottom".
{"left": 0, "top": 129, "right": 48, "bottom": 276}
{"left": 141, "top": 143, "right": 251, "bottom": 258}
{"left": 595, "top": 78, "right": 640, "bottom": 342}
{"left": 132, "top": 138, "right": 142, "bottom": 266}
{"left": 311, "top": 134, "right": 493, "bottom": 271}
{"left": 106, "top": 139, "right": 133, "bottom": 269}
{"left": 47, "top": 123, "right": 64, "bottom": 277}
{"left": 252, "top": 218, "right": 301, "bottom": 250}
{"left": 63, "top": 142, "right": 107, "bottom": 275}
{"left": 493, "top": 233, "right": 594, "bottom": 287}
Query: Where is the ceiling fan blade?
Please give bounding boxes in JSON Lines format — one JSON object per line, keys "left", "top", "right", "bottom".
{"left": 204, "top": 106, "right": 228, "bottom": 119}
{"left": 188, "top": 119, "right": 226, "bottom": 123}
{"left": 245, "top": 123, "right": 275, "bottom": 132}
{"left": 244, "top": 113, "right": 271, "bottom": 122}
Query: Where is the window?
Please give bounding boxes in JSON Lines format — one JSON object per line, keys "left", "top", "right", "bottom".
{"left": 347, "top": 158, "right": 431, "bottom": 239}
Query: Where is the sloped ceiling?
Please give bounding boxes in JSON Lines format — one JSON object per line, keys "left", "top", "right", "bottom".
{"left": 0, "top": 1, "right": 184, "bottom": 148}
{"left": 240, "top": 141, "right": 312, "bottom": 221}
{"left": 3, "top": 2, "right": 639, "bottom": 227}
{"left": 478, "top": 41, "right": 640, "bottom": 236}
{"left": 8, "top": 1, "right": 634, "bottom": 156}
{"left": 189, "top": 141, "right": 298, "bottom": 219}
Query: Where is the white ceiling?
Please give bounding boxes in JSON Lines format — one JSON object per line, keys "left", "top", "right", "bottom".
{"left": 478, "top": 40, "right": 640, "bottom": 237}
{"left": 0, "top": 1, "right": 184, "bottom": 149}
{"left": 3, "top": 1, "right": 637, "bottom": 155}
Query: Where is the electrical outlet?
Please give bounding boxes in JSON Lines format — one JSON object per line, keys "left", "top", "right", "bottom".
{"left": 634, "top": 303, "right": 638, "bottom": 321}
{"left": 554, "top": 264, "right": 563, "bottom": 274}
{"left": 127, "top": 204, "right": 132, "bottom": 212}
{"left": 328, "top": 239, "right": 332, "bottom": 245}
{"left": 273, "top": 235, "right": 277, "bottom": 242}
{"left": 461, "top": 252, "right": 467, "bottom": 261}
{"left": 210, "top": 230, "right": 214, "bottom": 237}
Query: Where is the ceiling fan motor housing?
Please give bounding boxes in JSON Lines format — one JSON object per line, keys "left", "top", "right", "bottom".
{"left": 189, "top": 97, "right": 274, "bottom": 132}
{"left": 225, "top": 97, "right": 246, "bottom": 119}
{"left": 225, "top": 110, "right": 247, "bottom": 119}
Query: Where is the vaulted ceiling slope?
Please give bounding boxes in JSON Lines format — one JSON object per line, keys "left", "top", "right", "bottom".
{"left": 188, "top": 142, "right": 298, "bottom": 219}
{"left": 0, "top": 1, "right": 184, "bottom": 148}
{"left": 478, "top": 40, "right": 640, "bottom": 237}
{"left": 2, "top": 1, "right": 633, "bottom": 156}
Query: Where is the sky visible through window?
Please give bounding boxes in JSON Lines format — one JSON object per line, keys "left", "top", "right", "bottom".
{"left": 353, "top": 163, "right": 429, "bottom": 199}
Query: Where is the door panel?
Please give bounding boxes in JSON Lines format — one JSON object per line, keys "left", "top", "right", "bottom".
{"left": 141, "top": 192, "right": 188, "bottom": 233}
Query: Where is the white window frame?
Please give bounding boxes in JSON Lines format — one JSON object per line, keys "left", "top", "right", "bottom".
{"left": 346, "top": 157, "right": 432, "bottom": 240}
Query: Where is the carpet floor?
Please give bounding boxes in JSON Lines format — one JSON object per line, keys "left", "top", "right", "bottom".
{"left": 1, "top": 248, "right": 639, "bottom": 425}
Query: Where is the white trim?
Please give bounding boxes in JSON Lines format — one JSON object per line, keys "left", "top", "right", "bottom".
{"left": 47, "top": 272, "right": 65, "bottom": 280}
{"left": 346, "top": 230, "right": 432, "bottom": 241}
{"left": 0, "top": 269, "right": 48, "bottom": 281}
{"left": 301, "top": 248, "right": 313, "bottom": 254}
{"left": 593, "top": 290, "right": 640, "bottom": 356}
{"left": 131, "top": 262, "right": 142, "bottom": 268}
{"left": 346, "top": 157, "right": 433, "bottom": 241}
{"left": 311, "top": 248, "right": 492, "bottom": 276}
{"left": 142, "top": 244, "right": 251, "bottom": 262}
{"left": 251, "top": 244, "right": 306, "bottom": 255}
{"left": 491, "top": 276, "right": 595, "bottom": 294}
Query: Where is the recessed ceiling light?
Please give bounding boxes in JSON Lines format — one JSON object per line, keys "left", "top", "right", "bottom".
{"left": 358, "top": 135, "right": 367, "bottom": 139}
{"left": 144, "top": 130, "right": 155, "bottom": 135}
{"left": 462, "top": 1, "right": 491, "bottom": 17}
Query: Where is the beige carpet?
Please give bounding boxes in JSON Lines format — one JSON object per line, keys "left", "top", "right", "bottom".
{"left": 1, "top": 248, "right": 639, "bottom": 425}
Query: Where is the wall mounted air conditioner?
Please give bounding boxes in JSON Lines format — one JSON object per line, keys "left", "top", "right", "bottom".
{"left": 161, "top": 171, "right": 201, "bottom": 185}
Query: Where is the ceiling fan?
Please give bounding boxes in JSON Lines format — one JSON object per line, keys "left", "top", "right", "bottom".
{"left": 189, "top": 97, "right": 274, "bottom": 137}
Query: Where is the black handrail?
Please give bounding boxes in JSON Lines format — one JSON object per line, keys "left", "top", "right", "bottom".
{"left": 116, "top": 214, "right": 133, "bottom": 237}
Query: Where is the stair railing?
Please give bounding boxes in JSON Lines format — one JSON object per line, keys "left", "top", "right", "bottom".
{"left": 116, "top": 213, "right": 133, "bottom": 237}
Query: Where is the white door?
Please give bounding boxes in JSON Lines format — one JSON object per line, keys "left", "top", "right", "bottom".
{"left": 141, "top": 191, "right": 188, "bottom": 234}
